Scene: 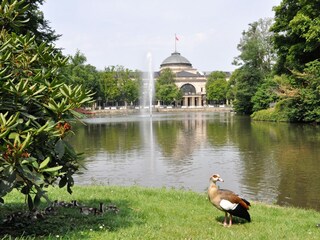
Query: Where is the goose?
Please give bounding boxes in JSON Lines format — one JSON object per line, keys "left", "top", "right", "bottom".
{"left": 208, "top": 174, "right": 251, "bottom": 226}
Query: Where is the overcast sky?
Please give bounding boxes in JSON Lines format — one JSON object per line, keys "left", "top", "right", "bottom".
{"left": 41, "top": 0, "right": 281, "bottom": 72}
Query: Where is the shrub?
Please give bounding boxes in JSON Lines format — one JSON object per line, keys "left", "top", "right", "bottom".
{"left": 0, "top": 1, "right": 92, "bottom": 209}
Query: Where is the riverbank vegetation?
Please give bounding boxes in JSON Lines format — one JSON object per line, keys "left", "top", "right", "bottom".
{"left": 1, "top": 186, "right": 320, "bottom": 239}
{"left": 231, "top": 1, "right": 320, "bottom": 123}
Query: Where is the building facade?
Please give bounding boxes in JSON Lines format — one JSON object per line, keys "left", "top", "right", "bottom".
{"left": 157, "top": 51, "right": 207, "bottom": 107}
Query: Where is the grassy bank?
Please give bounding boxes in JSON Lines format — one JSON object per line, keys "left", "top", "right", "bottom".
{"left": 1, "top": 186, "right": 320, "bottom": 239}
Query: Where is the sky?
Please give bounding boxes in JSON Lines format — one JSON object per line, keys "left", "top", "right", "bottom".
{"left": 41, "top": 0, "right": 281, "bottom": 72}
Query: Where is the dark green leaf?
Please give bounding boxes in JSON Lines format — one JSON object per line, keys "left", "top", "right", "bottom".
{"left": 34, "top": 192, "right": 41, "bottom": 208}
{"left": 59, "top": 176, "right": 67, "bottom": 188}
{"left": 27, "top": 194, "right": 33, "bottom": 211}
{"left": 21, "top": 185, "right": 30, "bottom": 195}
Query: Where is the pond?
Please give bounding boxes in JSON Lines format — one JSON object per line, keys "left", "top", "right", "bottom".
{"left": 68, "top": 111, "right": 320, "bottom": 211}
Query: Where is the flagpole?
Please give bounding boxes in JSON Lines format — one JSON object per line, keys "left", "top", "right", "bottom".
{"left": 175, "top": 33, "right": 177, "bottom": 52}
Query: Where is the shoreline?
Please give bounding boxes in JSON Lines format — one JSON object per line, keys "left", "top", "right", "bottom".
{"left": 76, "top": 106, "right": 234, "bottom": 115}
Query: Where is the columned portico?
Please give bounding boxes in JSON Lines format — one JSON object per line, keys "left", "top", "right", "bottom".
{"left": 182, "top": 95, "right": 203, "bottom": 107}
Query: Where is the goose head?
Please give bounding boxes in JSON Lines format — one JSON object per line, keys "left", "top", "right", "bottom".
{"left": 209, "top": 174, "right": 224, "bottom": 183}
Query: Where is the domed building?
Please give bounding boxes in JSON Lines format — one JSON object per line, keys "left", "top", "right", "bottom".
{"left": 157, "top": 51, "right": 207, "bottom": 107}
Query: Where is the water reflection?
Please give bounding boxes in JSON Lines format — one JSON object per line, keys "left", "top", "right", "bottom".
{"left": 68, "top": 112, "right": 320, "bottom": 211}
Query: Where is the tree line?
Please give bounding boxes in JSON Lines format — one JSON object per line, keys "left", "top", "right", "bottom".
{"left": 230, "top": 1, "right": 320, "bottom": 123}
{"left": 63, "top": 0, "right": 320, "bottom": 124}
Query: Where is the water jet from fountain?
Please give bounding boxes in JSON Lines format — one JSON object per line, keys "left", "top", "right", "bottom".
{"left": 141, "top": 52, "right": 155, "bottom": 117}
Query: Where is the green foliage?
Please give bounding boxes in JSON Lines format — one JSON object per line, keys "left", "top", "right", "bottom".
{"left": 257, "top": 61, "right": 320, "bottom": 123}
{"left": 156, "top": 83, "right": 182, "bottom": 105}
{"left": 62, "top": 50, "right": 102, "bottom": 100}
{"left": 252, "top": 78, "right": 279, "bottom": 112}
{"left": 100, "top": 66, "right": 141, "bottom": 106}
{"left": 231, "top": 67, "right": 263, "bottom": 114}
{"left": 234, "top": 18, "right": 275, "bottom": 73}
{"left": 251, "top": 107, "right": 288, "bottom": 122}
{"left": 0, "top": 1, "right": 92, "bottom": 209}
{"left": 293, "top": 60, "right": 320, "bottom": 122}
{"left": 206, "top": 71, "right": 227, "bottom": 84}
{"left": 0, "top": 0, "right": 29, "bottom": 32}
{"left": 0, "top": 0, "right": 60, "bottom": 43}
{"left": 156, "top": 68, "right": 175, "bottom": 85}
{"left": 206, "top": 71, "right": 228, "bottom": 104}
{"left": 206, "top": 78, "right": 228, "bottom": 103}
{"left": 262, "top": 0, "right": 320, "bottom": 123}
{"left": 155, "top": 68, "right": 182, "bottom": 105}
{"left": 232, "top": 18, "right": 275, "bottom": 114}
{"left": 271, "top": 0, "right": 320, "bottom": 73}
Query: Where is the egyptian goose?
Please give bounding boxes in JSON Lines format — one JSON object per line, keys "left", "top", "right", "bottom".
{"left": 208, "top": 174, "right": 251, "bottom": 226}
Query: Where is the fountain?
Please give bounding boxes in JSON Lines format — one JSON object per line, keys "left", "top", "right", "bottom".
{"left": 141, "top": 52, "right": 155, "bottom": 116}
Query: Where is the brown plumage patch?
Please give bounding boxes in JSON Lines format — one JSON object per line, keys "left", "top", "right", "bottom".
{"left": 218, "top": 189, "right": 250, "bottom": 210}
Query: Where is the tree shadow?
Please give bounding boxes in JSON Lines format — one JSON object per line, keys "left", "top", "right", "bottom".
{"left": 0, "top": 198, "right": 145, "bottom": 238}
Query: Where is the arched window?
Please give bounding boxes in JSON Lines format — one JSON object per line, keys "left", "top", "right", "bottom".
{"left": 181, "top": 84, "right": 196, "bottom": 95}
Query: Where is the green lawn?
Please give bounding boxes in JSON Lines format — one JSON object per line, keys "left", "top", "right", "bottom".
{"left": 1, "top": 186, "right": 320, "bottom": 239}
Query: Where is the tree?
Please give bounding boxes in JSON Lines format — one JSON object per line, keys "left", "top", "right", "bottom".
{"left": 297, "top": 60, "right": 320, "bottom": 122}
{"left": 271, "top": 0, "right": 320, "bottom": 74}
{"left": 234, "top": 18, "right": 275, "bottom": 74}
{"left": 155, "top": 68, "right": 182, "bottom": 105}
{"left": 0, "top": 0, "right": 60, "bottom": 43}
{"left": 232, "top": 18, "right": 275, "bottom": 114}
{"left": 206, "top": 71, "right": 228, "bottom": 104}
{"left": 207, "top": 71, "right": 228, "bottom": 83}
{"left": 206, "top": 79, "right": 228, "bottom": 104}
{"left": 0, "top": 1, "right": 92, "bottom": 208}
{"left": 100, "top": 66, "right": 140, "bottom": 107}
{"left": 252, "top": 78, "right": 279, "bottom": 112}
{"left": 231, "top": 67, "right": 263, "bottom": 114}
{"left": 119, "top": 69, "right": 140, "bottom": 107}
{"left": 100, "top": 66, "right": 121, "bottom": 105}
{"left": 62, "top": 50, "right": 102, "bottom": 101}
{"left": 263, "top": 0, "right": 320, "bottom": 122}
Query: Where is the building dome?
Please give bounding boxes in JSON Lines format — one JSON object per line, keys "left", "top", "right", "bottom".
{"left": 160, "top": 52, "right": 192, "bottom": 68}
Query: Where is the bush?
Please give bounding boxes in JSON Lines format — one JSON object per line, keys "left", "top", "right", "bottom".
{"left": 0, "top": 1, "right": 92, "bottom": 209}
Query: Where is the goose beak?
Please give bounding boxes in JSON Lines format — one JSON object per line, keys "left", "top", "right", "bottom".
{"left": 218, "top": 177, "right": 224, "bottom": 182}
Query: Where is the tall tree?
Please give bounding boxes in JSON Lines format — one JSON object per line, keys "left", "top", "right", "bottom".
{"left": 63, "top": 50, "right": 102, "bottom": 100}
{"left": 100, "top": 66, "right": 140, "bottom": 107}
{"left": 206, "top": 71, "right": 228, "bottom": 104}
{"left": 232, "top": 18, "right": 275, "bottom": 114}
{"left": 234, "top": 18, "right": 275, "bottom": 75}
{"left": 271, "top": 0, "right": 320, "bottom": 74}
{"left": 262, "top": 0, "right": 320, "bottom": 123}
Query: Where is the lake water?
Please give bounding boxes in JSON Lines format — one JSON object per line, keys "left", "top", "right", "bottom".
{"left": 68, "top": 111, "right": 320, "bottom": 211}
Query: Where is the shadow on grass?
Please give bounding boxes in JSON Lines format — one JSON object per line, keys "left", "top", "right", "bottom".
{"left": 215, "top": 215, "right": 250, "bottom": 225}
{"left": 0, "top": 198, "right": 145, "bottom": 238}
